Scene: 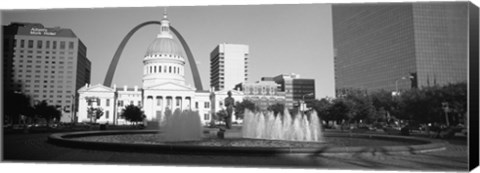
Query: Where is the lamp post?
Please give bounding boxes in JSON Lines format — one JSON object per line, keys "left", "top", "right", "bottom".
{"left": 442, "top": 102, "right": 450, "bottom": 126}
{"left": 71, "top": 94, "right": 76, "bottom": 124}
{"left": 301, "top": 93, "right": 314, "bottom": 114}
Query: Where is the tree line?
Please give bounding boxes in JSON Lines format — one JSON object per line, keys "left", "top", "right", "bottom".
{"left": 311, "top": 82, "right": 467, "bottom": 126}
{"left": 219, "top": 82, "right": 466, "bottom": 127}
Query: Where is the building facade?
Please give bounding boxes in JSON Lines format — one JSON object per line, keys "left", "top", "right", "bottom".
{"left": 210, "top": 43, "right": 249, "bottom": 91}
{"left": 332, "top": 2, "right": 468, "bottom": 94}
{"left": 240, "top": 80, "right": 285, "bottom": 111}
{"left": 269, "top": 74, "right": 315, "bottom": 108}
{"left": 77, "top": 13, "right": 212, "bottom": 125}
{"left": 3, "top": 23, "right": 91, "bottom": 122}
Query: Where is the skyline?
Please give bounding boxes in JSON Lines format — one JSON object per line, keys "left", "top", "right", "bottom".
{"left": 2, "top": 4, "right": 335, "bottom": 98}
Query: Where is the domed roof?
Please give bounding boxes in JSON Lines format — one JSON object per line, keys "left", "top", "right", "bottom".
{"left": 145, "top": 37, "right": 184, "bottom": 57}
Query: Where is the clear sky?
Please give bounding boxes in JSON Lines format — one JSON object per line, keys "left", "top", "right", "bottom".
{"left": 2, "top": 4, "right": 335, "bottom": 98}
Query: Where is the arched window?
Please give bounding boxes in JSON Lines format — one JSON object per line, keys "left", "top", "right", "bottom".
{"left": 149, "top": 66, "right": 152, "bottom": 73}
{"left": 159, "top": 66, "right": 162, "bottom": 73}
{"left": 169, "top": 66, "right": 172, "bottom": 73}
{"left": 154, "top": 66, "right": 157, "bottom": 73}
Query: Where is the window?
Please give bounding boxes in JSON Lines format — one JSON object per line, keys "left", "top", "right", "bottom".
{"left": 60, "top": 41, "right": 65, "bottom": 49}
{"left": 204, "top": 102, "right": 210, "bottom": 108}
{"left": 106, "top": 111, "right": 109, "bottom": 119}
{"left": 156, "top": 97, "right": 161, "bottom": 106}
{"left": 28, "top": 40, "right": 34, "bottom": 48}
{"left": 68, "top": 41, "right": 74, "bottom": 49}
{"left": 52, "top": 41, "right": 57, "bottom": 49}
{"left": 176, "top": 98, "right": 180, "bottom": 106}
{"left": 46, "top": 41, "right": 50, "bottom": 48}
{"left": 106, "top": 99, "right": 110, "bottom": 106}
{"left": 169, "top": 66, "right": 172, "bottom": 73}
{"left": 97, "top": 98, "right": 101, "bottom": 106}
{"left": 195, "top": 102, "right": 198, "bottom": 109}
{"left": 130, "top": 101, "right": 134, "bottom": 105}
{"left": 37, "top": 40, "right": 42, "bottom": 49}
{"left": 20, "top": 40, "right": 25, "bottom": 48}
{"left": 204, "top": 113, "right": 209, "bottom": 121}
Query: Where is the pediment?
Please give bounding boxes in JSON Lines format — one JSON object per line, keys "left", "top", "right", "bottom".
{"left": 145, "top": 82, "right": 195, "bottom": 91}
{"left": 78, "top": 84, "right": 115, "bottom": 93}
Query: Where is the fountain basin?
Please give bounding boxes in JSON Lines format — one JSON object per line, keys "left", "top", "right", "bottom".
{"left": 48, "top": 130, "right": 447, "bottom": 155}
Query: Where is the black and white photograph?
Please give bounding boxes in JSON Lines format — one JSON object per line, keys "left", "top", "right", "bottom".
{"left": 1, "top": 0, "right": 478, "bottom": 172}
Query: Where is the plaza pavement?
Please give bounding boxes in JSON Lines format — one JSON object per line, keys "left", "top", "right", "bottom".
{"left": 2, "top": 131, "right": 469, "bottom": 171}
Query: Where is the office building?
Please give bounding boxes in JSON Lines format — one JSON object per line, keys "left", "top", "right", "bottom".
{"left": 3, "top": 22, "right": 91, "bottom": 122}
{"left": 210, "top": 43, "right": 249, "bottom": 91}
{"left": 332, "top": 2, "right": 468, "bottom": 94}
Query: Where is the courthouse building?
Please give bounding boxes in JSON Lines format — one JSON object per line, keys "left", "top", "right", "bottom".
{"left": 76, "top": 14, "right": 211, "bottom": 125}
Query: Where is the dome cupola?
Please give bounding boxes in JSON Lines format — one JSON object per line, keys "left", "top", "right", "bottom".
{"left": 144, "top": 10, "right": 184, "bottom": 58}
{"left": 142, "top": 9, "right": 187, "bottom": 89}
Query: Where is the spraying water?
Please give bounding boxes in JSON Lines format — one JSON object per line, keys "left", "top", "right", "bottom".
{"left": 160, "top": 109, "right": 203, "bottom": 142}
{"left": 242, "top": 108, "right": 324, "bottom": 142}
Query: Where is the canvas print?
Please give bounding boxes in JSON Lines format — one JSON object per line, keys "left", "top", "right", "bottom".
{"left": 1, "top": 2, "right": 477, "bottom": 172}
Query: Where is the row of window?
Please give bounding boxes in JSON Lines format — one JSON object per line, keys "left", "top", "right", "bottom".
{"left": 16, "top": 69, "right": 73, "bottom": 74}
{"left": 147, "top": 53, "right": 182, "bottom": 59}
{"left": 34, "top": 98, "right": 69, "bottom": 105}
{"left": 146, "top": 65, "right": 182, "bottom": 75}
{"left": 17, "top": 79, "right": 73, "bottom": 84}
{"left": 16, "top": 49, "right": 74, "bottom": 55}
{"left": 17, "top": 74, "right": 72, "bottom": 80}
{"left": 117, "top": 100, "right": 142, "bottom": 107}
{"left": 18, "top": 39, "right": 75, "bottom": 50}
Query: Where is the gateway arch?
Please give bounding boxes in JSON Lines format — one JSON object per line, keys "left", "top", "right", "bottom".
{"left": 103, "top": 21, "right": 203, "bottom": 91}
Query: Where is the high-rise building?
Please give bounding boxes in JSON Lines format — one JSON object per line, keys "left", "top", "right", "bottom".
{"left": 332, "top": 2, "right": 468, "bottom": 94}
{"left": 210, "top": 43, "right": 249, "bottom": 91}
{"left": 2, "top": 23, "right": 91, "bottom": 122}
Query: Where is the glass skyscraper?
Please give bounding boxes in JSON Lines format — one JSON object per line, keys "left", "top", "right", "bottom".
{"left": 332, "top": 2, "right": 468, "bottom": 94}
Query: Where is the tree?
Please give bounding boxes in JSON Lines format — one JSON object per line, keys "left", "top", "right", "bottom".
{"left": 213, "top": 110, "right": 228, "bottom": 123}
{"left": 311, "top": 98, "right": 332, "bottom": 121}
{"left": 267, "top": 103, "right": 285, "bottom": 116}
{"left": 4, "top": 91, "right": 33, "bottom": 124}
{"left": 234, "top": 99, "right": 256, "bottom": 120}
{"left": 328, "top": 99, "right": 352, "bottom": 123}
{"left": 121, "top": 105, "right": 145, "bottom": 125}
{"left": 87, "top": 107, "right": 104, "bottom": 123}
{"left": 34, "top": 101, "right": 61, "bottom": 127}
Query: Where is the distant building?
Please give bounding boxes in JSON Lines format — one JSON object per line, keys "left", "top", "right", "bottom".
{"left": 3, "top": 22, "right": 91, "bottom": 122}
{"left": 332, "top": 2, "right": 468, "bottom": 95}
{"left": 263, "top": 74, "right": 316, "bottom": 108}
{"left": 241, "top": 80, "right": 285, "bottom": 111}
{"left": 210, "top": 43, "right": 249, "bottom": 91}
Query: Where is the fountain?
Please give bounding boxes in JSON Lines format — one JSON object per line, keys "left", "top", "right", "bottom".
{"left": 161, "top": 109, "right": 203, "bottom": 142}
{"left": 242, "top": 108, "right": 324, "bottom": 142}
